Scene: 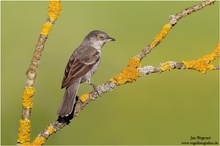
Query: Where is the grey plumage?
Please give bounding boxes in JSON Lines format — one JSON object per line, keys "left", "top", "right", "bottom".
{"left": 57, "top": 30, "right": 115, "bottom": 117}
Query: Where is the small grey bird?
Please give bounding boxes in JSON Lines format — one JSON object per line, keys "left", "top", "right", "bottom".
{"left": 57, "top": 30, "right": 115, "bottom": 117}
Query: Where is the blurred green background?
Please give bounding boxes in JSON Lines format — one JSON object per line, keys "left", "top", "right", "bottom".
{"left": 1, "top": 1, "right": 219, "bottom": 145}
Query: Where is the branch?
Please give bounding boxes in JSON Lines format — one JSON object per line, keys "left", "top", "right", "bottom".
{"left": 77, "top": 43, "right": 220, "bottom": 113}
{"left": 33, "top": 0, "right": 217, "bottom": 145}
{"left": 17, "top": 1, "right": 62, "bottom": 145}
{"left": 134, "top": 0, "right": 215, "bottom": 60}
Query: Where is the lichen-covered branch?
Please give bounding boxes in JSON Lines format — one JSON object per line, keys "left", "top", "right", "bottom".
{"left": 36, "top": 43, "right": 219, "bottom": 143}
{"left": 31, "top": 121, "right": 66, "bottom": 145}
{"left": 78, "top": 43, "right": 220, "bottom": 113}
{"left": 28, "top": 0, "right": 218, "bottom": 145}
{"left": 75, "top": 0, "right": 217, "bottom": 116}
{"left": 17, "top": 1, "right": 62, "bottom": 145}
{"left": 134, "top": 0, "right": 215, "bottom": 60}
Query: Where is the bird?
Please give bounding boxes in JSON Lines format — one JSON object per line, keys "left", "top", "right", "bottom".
{"left": 57, "top": 30, "right": 115, "bottom": 117}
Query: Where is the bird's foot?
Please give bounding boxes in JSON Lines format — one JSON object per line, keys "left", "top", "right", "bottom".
{"left": 89, "top": 83, "right": 101, "bottom": 97}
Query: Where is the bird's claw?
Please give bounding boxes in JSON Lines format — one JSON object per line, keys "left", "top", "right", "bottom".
{"left": 89, "top": 83, "right": 101, "bottom": 97}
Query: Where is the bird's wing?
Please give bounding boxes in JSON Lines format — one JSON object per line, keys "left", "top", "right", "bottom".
{"left": 61, "top": 46, "right": 100, "bottom": 88}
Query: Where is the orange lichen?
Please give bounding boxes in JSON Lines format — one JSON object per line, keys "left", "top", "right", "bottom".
{"left": 183, "top": 43, "right": 219, "bottom": 73}
{"left": 40, "top": 22, "right": 53, "bottom": 36}
{"left": 40, "top": 0, "right": 62, "bottom": 35}
{"left": 155, "top": 24, "right": 172, "bottom": 43}
{"left": 80, "top": 94, "right": 89, "bottom": 103}
{"left": 111, "top": 58, "right": 141, "bottom": 85}
{"left": 48, "top": 0, "right": 62, "bottom": 21}
{"left": 17, "top": 120, "right": 31, "bottom": 144}
{"left": 47, "top": 126, "right": 56, "bottom": 135}
{"left": 150, "top": 24, "right": 172, "bottom": 48}
{"left": 150, "top": 41, "right": 156, "bottom": 48}
{"left": 32, "top": 137, "right": 45, "bottom": 146}
{"left": 128, "top": 57, "right": 142, "bottom": 68}
{"left": 160, "top": 61, "right": 173, "bottom": 71}
{"left": 22, "top": 87, "right": 35, "bottom": 109}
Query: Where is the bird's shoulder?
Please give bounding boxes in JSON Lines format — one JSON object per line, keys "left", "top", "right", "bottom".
{"left": 75, "top": 45, "right": 100, "bottom": 64}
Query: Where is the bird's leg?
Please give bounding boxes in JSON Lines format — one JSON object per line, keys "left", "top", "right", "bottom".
{"left": 86, "top": 79, "right": 101, "bottom": 97}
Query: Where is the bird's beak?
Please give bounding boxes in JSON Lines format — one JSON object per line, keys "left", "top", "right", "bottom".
{"left": 106, "top": 37, "right": 116, "bottom": 42}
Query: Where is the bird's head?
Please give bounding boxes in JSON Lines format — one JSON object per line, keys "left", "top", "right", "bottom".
{"left": 85, "top": 30, "right": 115, "bottom": 50}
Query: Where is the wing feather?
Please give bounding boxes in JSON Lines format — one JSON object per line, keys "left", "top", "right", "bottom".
{"left": 61, "top": 46, "right": 100, "bottom": 88}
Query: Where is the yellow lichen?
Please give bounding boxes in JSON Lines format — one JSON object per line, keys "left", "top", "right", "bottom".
{"left": 183, "top": 43, "right": 219, "bottom": 73}
{"left": 183, "top": 58, "right": 213, "bottom": 73}
{"left": 32, "top": 137, "right": 45, "bottom": 146}
{"left": 111, "top": 58, "right": 141, "bottom": 85}
{"left": 17, "top": 119, "right": 31, "bottom": 144}
{"left": 80, "top": 94, "right": 89, "bottom": 103}
{"left": 213, "top": 43, "right": 220, "bottom": 58}
{"left": 47, "top": 126, "right": 56, "bottom": 134}
{"left": 160, "top": 61, "right": 173, "bottom": 71}
{"left": 128, "top": 58, "right": 141, "bottom": 68}
{"left": 150, "top": 41, "right": 156, "bottom": 48}
{"left": 21, "top": 142, "right": 31, "bottom": 146}
{"left": 22, "top": 87, "right": 35, "bottom": 109}
{"left": 149, "top": 24, "right": 172, "bottom": 48}
{"left": 40, "top": 0, "right": 62, "bottom": 35}
{"left": 40, "top": 22, "right": 53, "bottom": 36}
{"left": 155, "top": 24, "right": 172, "bottom": 43}
{"left": 48, "top": 0, "right": 62, "bottom": 21}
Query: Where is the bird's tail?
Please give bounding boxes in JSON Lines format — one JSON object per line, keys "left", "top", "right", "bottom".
{"left": 57, "top": 79, "right": 80, "bottom": 117}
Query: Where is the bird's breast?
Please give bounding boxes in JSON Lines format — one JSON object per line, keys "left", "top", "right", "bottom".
{"left": 81, "top": 59, "right": 100, "bottom": 83}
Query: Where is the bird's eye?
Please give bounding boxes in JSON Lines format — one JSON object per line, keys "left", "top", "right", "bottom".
{"left": 97, "top": 35, "right": 103, "bottom": 39}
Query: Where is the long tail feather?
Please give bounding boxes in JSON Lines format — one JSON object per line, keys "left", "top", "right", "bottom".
{"left": 57, "top": 79, "right": 80, "bottom": 117}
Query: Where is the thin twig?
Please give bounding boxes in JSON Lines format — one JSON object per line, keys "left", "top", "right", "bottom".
{"left": 34, "top": 1, "right": 217, "bottom": 144}
{"left": 17, "top": 1, "right": 62, "bottom": 145}
{"left": 134, "top": 0, "right": 215, "bottom": 60}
